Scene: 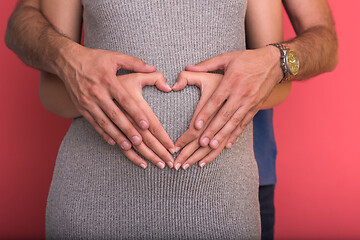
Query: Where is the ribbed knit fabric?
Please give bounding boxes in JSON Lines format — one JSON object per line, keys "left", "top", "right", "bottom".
{"left": 46, "top": 0, "right": 260, "bottom": 239}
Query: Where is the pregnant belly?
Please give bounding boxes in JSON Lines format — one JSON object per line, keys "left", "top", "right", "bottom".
{"left": 142, "top": 85, "right": 201, "bottom": 143}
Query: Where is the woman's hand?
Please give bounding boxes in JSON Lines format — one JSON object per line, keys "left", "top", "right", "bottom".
{"left": 114, "top": 72, "right": 175, "bottom": 169}
{"left": 172, "top": 71, "right": 226, "bottom": 170}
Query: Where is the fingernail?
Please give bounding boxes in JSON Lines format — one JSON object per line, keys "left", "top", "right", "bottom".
{"left": 139, "top": 120, "right": 148, "bottom": 129}
{"left": 167, "top": 161, "right": 174, "bottom": 168}
{"left": 121, "top": 141, "right": 131, "bottom": 150}
{"left": 131, "top": 136, "right": 141, "bottom": 145}
{"left": 226, "top": 142, "right": 232, "bottom": 149}
{"left": 165, "top": 83, "right": 172, "bottom": 91}
{"left": 182, "top": 163, "right": 190, "bottom": 170}
{"left": 145, "top": 64, "right": 155, "bottom": 68}
{"left": 201, "top": 137, "right": 210, "bottom": 146}
{"left": 107, "top": 138, "right": 116, "bottom": 145}
{"left": 175, "top": 147, "right": 181, "bottom": 153}
{"left": 169, "top": 148, "right": 175, "bottom": 154}
{"left": 199, "top": 162, "right": 206, "bottom": 168}
{"left": 172, "top": 82, "right": 179, "bottom": 90}
{"left": 175, "top": 163, "right": 181, "bottom": 170}
{"left": 210, "top": 139, "right": 219, "bottom": 148}
{"left": 195, "top": 120, "right": 204, "bottom": 129}
{"left": 140, "top": 163, "right": 147, "bottom": 169}
{"left": 157, "top": 162, "right": 165, "bottom": 169}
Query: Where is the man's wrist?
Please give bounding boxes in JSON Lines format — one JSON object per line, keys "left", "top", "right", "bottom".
{"left": 267, "top": 43, "right": 300, "bottom": 83}
{"left": 53, "top": 37, "right": 82, "bottom": 80}
{"left": 266, "top": 45, "right": 284, "bottom": 85}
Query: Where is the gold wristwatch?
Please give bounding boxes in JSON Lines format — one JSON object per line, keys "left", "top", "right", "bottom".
{"left": 268, "top": 43, "right": 299, "bottom": 83}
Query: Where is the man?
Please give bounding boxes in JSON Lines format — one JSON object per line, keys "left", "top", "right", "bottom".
{"left": 5, "top": 0, "right": 338, "bottom": 239}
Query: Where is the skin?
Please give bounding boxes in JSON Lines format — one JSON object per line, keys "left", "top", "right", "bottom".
{"left": 172, "top": 72, "right": 291, "bottom": 170}
{"left": 39, "top": 0, "right": 291, "bottom": 170}
{"left": 5, "top": 0, "right": 337, "bottom": 169}
{"left": 39, "top": 70, "right": 291, "bottom": 170}
{"left": 5, "top": 0, "right": 60, "bottom": 74}
{"left": 6, "top": 0, "right": 290, "bottom": 169}
{"left": 174, "top": 0, "right": 338, "bottom": 170}
{"left": 5, "top": 0, "right": 176, "bottom": 169}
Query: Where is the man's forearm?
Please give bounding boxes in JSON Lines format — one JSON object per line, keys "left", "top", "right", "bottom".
{"left": 281, "top": 0, "right": 338, "bottom": 81}
{"left": 5, "top": 0, "right": 77, "bottom": 76}
{"left": 286, "top": 25, "right": 338, "bottom": 81}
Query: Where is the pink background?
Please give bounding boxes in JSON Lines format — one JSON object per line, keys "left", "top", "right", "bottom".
{"left": 1, "top": 1, "right": 359, "bottom": 239}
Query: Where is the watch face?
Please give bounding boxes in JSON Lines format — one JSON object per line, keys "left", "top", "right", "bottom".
{"left": 288, "top": 50, "right": 299, "bottom": 75}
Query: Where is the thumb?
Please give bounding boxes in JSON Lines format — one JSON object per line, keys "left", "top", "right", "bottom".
{"left": 185, "top": 53, "right": 229, "bottom": 72}
{"left": 116, "top": 53, "right": 156, "bottom": 73}
{"left": 172, "top": 71, "right": 203, "bottom": 91}
{"left": 140, "top": 72, "right": 171, "bottom": 92}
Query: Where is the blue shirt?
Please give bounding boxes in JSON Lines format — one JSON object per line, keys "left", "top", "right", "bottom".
{"left": 253, "top": 109, "right": 277, "bottom": 186}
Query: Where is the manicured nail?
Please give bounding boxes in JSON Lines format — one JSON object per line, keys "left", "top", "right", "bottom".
{"left": 226, "top": 142, "right": 232, "bottom": 149}
{"left": 165, "top": 83, "right": 172, "bottom": 91}
{"left": 172, "top": 82, "right": 179, "bottom": 90}
{"left": 182, "top": 163, "right": 190, "bottom": 170}
{"left": 140, "top": 163, "right": 147, "bottom": 169}
{"left": 175, "top": 147, "right": 181, "bottom": 153}
{"left": 210, "top": 139, "right": 219, "bottom": 148}
{"left": 195, "top": 120, "right": 204, "bottom": 129}
{"left": 107, "top": 138, "right": 116, "bottom": 146}
{"left": 145, "top": 64, "right": 155, "bottom": 68}
{"left": 201, "top": 137, "right": 210, "bottom": 146}
{"left": 199, "top": 162, "right": 206, "bottom": 168}
{"left": 131, "top": 136, "right": 141, "bottom": 145}
{"left": 167, "top": 161, "right": 174, "bottom": 168}
{"left": 157, "top": 162, "right": 165, "bottom": 169}
{"left": 175, "top": 163, "right": 181, "bottom": 170}
{"left": 139, "top": 120, "right": 148, "bottom": 129}
{"left": 121, "top": 140, "right": 131, "bottom": 150}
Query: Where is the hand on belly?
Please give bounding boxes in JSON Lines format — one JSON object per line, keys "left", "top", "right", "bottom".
{"left": 141, "top": 71, "right": 228, "bottom": 170}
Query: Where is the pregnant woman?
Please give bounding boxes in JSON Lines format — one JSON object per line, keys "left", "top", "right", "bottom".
{"left": 40, "top": 0, "right": 289, "bottom": 238}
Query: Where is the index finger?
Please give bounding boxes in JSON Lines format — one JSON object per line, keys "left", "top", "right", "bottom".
{"left": 140, "top": 101, "right": 175, "bottom": 152}
{"left": 115, "top": 54, "right": 156, "bottom": 73}
{"left": 114, "top": 87, "right": 175, "bottom": 153}
{"left": 193, "top": 85, "right": 229, "bottom": 130}
{"left": 110, "top": 82, "right": 150, "bottom": 130}
{"left": 131, "top": 73, "right": 175, "bottom": 152}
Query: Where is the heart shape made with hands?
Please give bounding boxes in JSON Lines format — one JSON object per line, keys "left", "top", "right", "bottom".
{"left": 134, "top": 71, "right": 223, "bottom": 146}
{"left": 127, "top": 71, "right": 223, "bottom": 169}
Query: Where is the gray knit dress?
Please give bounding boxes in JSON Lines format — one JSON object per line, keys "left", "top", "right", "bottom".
{"left": 45, "top": 0, "right": 260, "bottom": 239}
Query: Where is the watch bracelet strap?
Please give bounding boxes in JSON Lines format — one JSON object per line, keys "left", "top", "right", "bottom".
{"left": 267, "top": 43, "right": 292, "bottom": 83}
{"left": 269, "top": 42, "right": 289, "bottom": 51}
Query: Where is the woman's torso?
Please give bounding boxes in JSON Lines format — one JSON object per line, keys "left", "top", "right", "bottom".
{"left": 82, "top": 0, "right": 249, "bottom": 142}
{"left": 46, "top": 1, "right": 260, "bottom": 239}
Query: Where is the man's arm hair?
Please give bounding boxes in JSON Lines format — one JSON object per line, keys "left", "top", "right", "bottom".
{"left": 4, "top": 0, "right": 76, "bottom": 76}
{"left": 283, "top": 0, "right": 339, "bottom": 80}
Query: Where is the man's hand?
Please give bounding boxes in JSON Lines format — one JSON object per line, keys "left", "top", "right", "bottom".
{"left": 58, "top": 45, "right": 176, "bottom": 155}
{"left": 172, "top": 71, "right": 228, "bottom": 170}
{"left": 174, "top": 46, "right": 283, "bottom": 152}
{"left": 5, "top": 0, "right": 175, "bottom": 156}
